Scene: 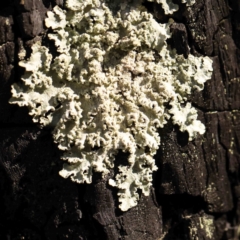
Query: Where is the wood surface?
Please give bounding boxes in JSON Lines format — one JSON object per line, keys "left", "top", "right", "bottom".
{"left": 0, "top": 0, "right": 239, "bottom": 239}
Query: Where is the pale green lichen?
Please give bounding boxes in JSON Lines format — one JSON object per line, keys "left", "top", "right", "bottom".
{"left": 148, "top": 0, "right": 196, "bottom": 15}
{"left": 199, "top": 215, "right": 215, "bottom": 238}
{"left": 10, "top": 0, "right": 212, "bottom": 211}
{"left": 188, "top": 214, "right": 215, "bottom": 240}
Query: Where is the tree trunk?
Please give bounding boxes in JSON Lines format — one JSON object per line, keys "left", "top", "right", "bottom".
{"left": 0, "top": 0, "right": 239, "bottom": 239}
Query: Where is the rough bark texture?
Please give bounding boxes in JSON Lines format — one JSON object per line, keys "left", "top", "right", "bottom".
{"left": 0, "top": 0, "right": 239, "bottom": 239}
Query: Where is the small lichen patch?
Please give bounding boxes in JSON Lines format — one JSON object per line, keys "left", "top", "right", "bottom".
{"left": 10, "top": 0, "right": 212, "bottom": 211}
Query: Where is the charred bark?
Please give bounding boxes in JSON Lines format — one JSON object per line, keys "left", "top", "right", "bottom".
{"left": 0, "top": 0, "right": 239, "bottom": 239}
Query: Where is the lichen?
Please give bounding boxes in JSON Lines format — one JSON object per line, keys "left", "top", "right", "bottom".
{"left": 148, "top": 0, "right": 196, "bottom": 15}
{"left": 10, "top": 0, "right": 212, "bottom": 211}
{"left": 199, "top": 215, "right": 215, "bottom": 238}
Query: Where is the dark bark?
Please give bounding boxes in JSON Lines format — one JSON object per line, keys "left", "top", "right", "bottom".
{"left": 0, "top": 0, "right": 239, "bottom": 239}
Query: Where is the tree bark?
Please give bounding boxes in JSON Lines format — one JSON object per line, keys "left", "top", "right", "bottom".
{"left": 0, "top": 0, "right": 239, "bottom": 239}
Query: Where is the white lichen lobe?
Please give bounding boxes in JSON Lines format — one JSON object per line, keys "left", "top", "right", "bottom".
{"left": 10, "top": 0, "right": 212, "bottom": 211}
{"left": 148, "top": 0, "right": 196, "bottom": 15}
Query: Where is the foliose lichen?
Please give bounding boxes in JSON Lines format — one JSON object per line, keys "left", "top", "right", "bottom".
{"left": 148, "top": 0, "right": 196, "bottom": 15}
{"left": 10, "top": 0, "right": 212, "bottom": 211}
